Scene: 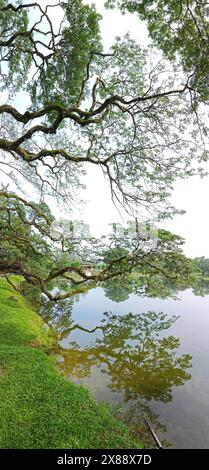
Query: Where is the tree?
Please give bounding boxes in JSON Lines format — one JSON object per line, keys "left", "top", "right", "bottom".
{"left": 106, "top": 0, "right": 209, "bottom": 103}
{"left": 0, "top": 191, "right": 54, "bottom": 278}
{"left": 0, "top": 1, "right": 208, "bottom": 298}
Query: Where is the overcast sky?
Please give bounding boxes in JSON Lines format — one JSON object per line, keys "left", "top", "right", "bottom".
{"left": 77, "top": 0, "right": 209, "bottom": 259}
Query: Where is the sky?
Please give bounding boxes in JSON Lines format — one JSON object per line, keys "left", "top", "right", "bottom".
{"left": 78, "top": 0, "right": 209, "bottom": 258}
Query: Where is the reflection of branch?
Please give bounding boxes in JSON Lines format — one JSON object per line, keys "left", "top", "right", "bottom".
{"left": 59, "top": 323, "right": 102, "bottom": 341}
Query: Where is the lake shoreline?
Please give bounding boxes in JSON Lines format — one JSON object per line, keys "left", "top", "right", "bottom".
{"left": 0, "top": 276, "right": 143, "bottom": 449}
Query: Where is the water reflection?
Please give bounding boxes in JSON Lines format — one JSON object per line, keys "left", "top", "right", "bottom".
{"left": 191, "top": 278, "right": 209, "bottom": 297}
{"left": 52, "top": 310, "right": 192, "bottom": 447}
{"left": 103, "top": 277, "right": 140, "bottom": 302}
{"left": 23, "top": 281, "right": 197, "bottom": 447}
{"left": 102, "top": 275, "right": 209, "bottom": 302}
{"left": 55, "top": 311, "right": 192, "bottom": 398}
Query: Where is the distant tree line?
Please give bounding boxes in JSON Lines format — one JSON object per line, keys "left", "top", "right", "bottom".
{"left": 194, "top": 257, "right": 209, "bottom": 277}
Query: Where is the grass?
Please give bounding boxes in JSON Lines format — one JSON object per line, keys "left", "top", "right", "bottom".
{"left": 0, "top": 276, "right": 143, "bottom": 449}
{"left": 0, "top": 277, "right": 53, "bottom": 349}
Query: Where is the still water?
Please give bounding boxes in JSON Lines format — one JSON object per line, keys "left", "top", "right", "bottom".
{"left": 40, "top": 286, "right": 209, "bottom": 449}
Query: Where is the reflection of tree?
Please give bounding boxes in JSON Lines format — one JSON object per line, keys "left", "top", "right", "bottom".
{"left": 102, "top": 272, "right": 202, "bottom": 302}
{"left": 192, "top": 279, "right": 209, "bottom": 297}
{"left": 22, "top": 283, "right": 75, "bottom": 335}
{"left": 39, "top": 296, "right": 75, "bottom": 335}
{"left": 103, "top": 276, "right": 139, "bottom": 302}
{"left": 97, "top": 312, "right": 191, "bottom": 402}
{"left": 57, "top": 312, "right": 191, "bottom": 401}
{"left": 53, "top": 310, "right": 192, "bottom": 446}
{"left": 24, "top": 283, "right": 194, "bottom": 446}
{"left": 25, "top": 284, "right": 193, "bottom": 402}
{"left": 161, "top": 277, "right": 209, "bottom": 298}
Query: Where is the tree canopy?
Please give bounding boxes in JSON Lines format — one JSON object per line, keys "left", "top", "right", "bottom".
{"left": 0, "top": 0, "right": 208, "bottom": 299}
{"left": 106, "top": 0, "right": 209, "bottom": 103}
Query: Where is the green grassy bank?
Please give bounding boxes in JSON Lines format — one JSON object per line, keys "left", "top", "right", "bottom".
{"left": 0, "top": 277, "right": 142, "bottom": 449}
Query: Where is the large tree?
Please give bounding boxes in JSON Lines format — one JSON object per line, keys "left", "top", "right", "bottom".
{"left": 0, "top": 0, "right": 207, "bottom": 298}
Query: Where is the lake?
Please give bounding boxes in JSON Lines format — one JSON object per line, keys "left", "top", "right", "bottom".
{"left": 40, "top": 285, "right": 209, "bottom": 449}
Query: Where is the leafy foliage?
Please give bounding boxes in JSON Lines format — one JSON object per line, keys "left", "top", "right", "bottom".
{"left": 0, "top": 2, "right": 208, "bottom": 212}
{"left": 30, "top": 0, "right": 102, "bottom": 112}
{"left": 0, "top": 0, "right": 31, "bottom": 90}
{"left": 0, "top": 192, "right": 54, "bottom": 278}
{"left": 194, "top": 256, "right": 209, "bottom": 277}
{"left": 106, "top": 0, "right": 209, "bottom": 102}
